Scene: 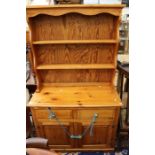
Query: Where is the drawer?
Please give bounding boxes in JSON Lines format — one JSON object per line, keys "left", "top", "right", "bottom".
{"left": 33, "top": 108, "right": 72, "bottom": 120}
{"left": 77, "top": 109, "right": 115, "bottom": 121}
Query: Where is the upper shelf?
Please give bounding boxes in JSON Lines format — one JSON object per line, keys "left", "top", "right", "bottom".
{"left": 26, "top": 4, "right": 125, "bottom": 18}
{"left": 36, "top": 64, "right": 115, "bottom": 70}
{"left": 33, "top": 40, "right": 118, "bottom": 45}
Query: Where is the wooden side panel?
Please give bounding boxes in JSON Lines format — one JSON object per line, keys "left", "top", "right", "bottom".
{"left": 111, "top": 107, "right": 120, "bottom": 146}
{"left": 38, "top": 69, "right": 113, "bottom": 83}
{"left": 30, "top": 108, "right": 41, "bottom": 136}
{"left": 30, "top": 13, "right": 116, "bottom": 41}
{"left": 35, "top": 44, "right": 114, "bottom": 65}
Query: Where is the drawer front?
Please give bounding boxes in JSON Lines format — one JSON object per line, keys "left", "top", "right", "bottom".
{"left": 33, "top": 108, "right": 73, "bottom": 123}
{"left": 76, "top": 108, "right": 115, "bottom": 125}
{"left": 32, "top": 108, "right": 116, "bottom": 126}
{"left": 77, "top": 109, "right": 115, "bottom": 119}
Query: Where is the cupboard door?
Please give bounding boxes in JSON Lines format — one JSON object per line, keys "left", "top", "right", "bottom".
{"left": 81, "top": 124, "right": 114, "bottom": 148}
{"left": 37, "top": 122, "right": 74, "bottom": 149}
{"left": 32, "top": 108, "right": 74, "bottom": 148}
{"left": 75, "top": 109, "right": 115, "bottom": 148}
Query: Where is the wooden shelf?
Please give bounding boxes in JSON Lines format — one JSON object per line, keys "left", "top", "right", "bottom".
{"left": 36, "top": 64, "right": 115, "bottom": 70}
{"left": 33, "top": 40, "right": 118, "bottom": 45}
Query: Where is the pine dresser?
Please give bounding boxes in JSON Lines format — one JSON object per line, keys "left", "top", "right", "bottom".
{"left": 26, "top": 4, "right": 124, "bottom": 151}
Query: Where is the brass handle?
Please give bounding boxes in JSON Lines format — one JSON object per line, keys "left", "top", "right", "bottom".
{"left": 48, "top": 107, "right": 56, "bottom": 119}
{"left": 70, "top": 135, "right": 82, "bottom": 139}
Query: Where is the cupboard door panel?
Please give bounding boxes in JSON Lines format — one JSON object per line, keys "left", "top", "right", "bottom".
{"left": 82, "top": 125, "right": 113, "bottom": 146}
{"left": 38, "top": 123, "right": 74, "bottom": 148}
{"left": 43, "top": 125, "right": 69, "bottom": 145}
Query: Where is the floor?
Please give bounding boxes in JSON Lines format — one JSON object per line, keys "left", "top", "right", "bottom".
{"left": 62, "top": 150, "right": 129, "bottom": 155}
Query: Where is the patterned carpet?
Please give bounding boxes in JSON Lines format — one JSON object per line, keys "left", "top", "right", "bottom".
{"left": 62, "top": 150, "right": 129, "bottom": 155}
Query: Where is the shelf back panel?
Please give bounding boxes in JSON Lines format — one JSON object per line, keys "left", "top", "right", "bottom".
{"left": 30, "top": 13, "right": 118, "bottom": 41}
{"left": 35, "top": 44, "right": 114, "bottom": 65}
{"left": 38, "top": 69, "right": 113, "bottom": 83}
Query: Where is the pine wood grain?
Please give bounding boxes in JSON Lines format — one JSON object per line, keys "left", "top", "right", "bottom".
{"left": 27, "top": 19, "right": 41, "bottom": 92}
{"left": 38, "top": 69, "right": 113, "bottom": 83}
{"left": 28, "top": 84, "right": 121, "bottom": 107}
{"left": 35, "top": 44, "right": 114, "bottom": 65}
{"left": 30, "top": 13, "right": 116, "bottom": 41}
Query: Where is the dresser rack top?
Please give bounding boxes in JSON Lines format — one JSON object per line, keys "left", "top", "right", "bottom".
{"left": 27, "top": 4, "right": 125, "bottom": 8}
{"left": 26, "top": 4, "right": 125, "bottom": 18}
